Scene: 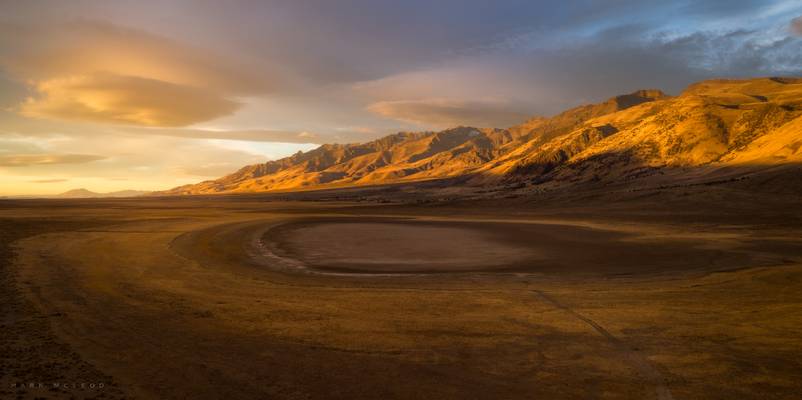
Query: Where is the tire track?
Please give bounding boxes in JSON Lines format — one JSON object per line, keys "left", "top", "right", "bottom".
{"left": 532, "top": 289, "right": 674, "bottom": 400}
{"left": 177, "top": 217, "right": 677, "bottom": 399}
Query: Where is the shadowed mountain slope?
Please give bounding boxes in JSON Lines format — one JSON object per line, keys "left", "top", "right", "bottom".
{"left": 162, "top": 78, "right": 801, "bottom": 195}
{"left": 511, "top": 77, "right": 802, "bottom": 187}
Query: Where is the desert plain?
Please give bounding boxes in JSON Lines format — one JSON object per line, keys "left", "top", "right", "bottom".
{"left": 2, "top": 1, "right": 802, "bottom": 398}
{"left": 2, "top": 183, "right": 801, "bottom": 400}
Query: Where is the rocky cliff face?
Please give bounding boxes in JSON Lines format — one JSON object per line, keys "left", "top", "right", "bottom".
{"left": 161, "top": 78, "right": 802, "bottom": 195}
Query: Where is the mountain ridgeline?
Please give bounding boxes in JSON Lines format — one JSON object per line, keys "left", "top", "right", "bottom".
{"left": 163, "top": 78, "right": 802, "bottom": 195}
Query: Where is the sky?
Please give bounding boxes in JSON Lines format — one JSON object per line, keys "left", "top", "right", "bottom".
{"left": 1, "top": 0, "right": 801, "bottom": 195}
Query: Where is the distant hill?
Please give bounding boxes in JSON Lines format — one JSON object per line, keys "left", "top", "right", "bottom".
{"left": 57, "top": 188, "right": 150, "bottom": 198}
{"left": 160, "top": 77, "right": 802, "bottom": 195}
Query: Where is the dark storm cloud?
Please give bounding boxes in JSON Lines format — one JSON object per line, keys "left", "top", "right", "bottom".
{"left": 2, "top": 0, "right": 802, "bottom": 134}
{"left": 654, "top": 30, "right": 802, "bottom": 77}
{"left": 3, "top": 1, "right": 800, "bottom": 88}
{"left": 364, "top": 21, "right": 802, "bottom": 121}
{"left": 7, "top": 0, "right": 788, "bottom": 86}
{"left": 677, "top": 0, "right": 771, "bottom": 17}
{"left": 186, "top": 0, "right": 790, "bottom": 85}
{"left": 525, "top": 27, "right": 802, "bottom": 106}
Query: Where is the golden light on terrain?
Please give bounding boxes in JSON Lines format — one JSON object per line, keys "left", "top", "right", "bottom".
{"left": 2, "top": 3, "right": 802, "bottom": 400}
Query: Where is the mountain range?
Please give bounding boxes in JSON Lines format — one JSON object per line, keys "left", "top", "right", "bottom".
{"left": 162, "top": 77, "right": 802, "bottom": 196}
{"left": 57, "top": 189, "right": 150, "bottom": 198}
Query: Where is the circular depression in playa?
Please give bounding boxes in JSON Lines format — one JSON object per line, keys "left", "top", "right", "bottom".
{"left": 261, "top": 218, "right": 753, "bottom": 275}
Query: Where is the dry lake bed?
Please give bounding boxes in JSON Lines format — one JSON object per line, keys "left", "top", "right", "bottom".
{"left": 2, "top": 193, "right": 801, "bottom": 399}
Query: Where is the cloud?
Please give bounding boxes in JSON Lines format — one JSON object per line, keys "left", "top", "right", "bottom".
{"left": 0, "top": 20, "right": 268, "bottom": 127}
{"left": 175, "top": 162, "right": 242, "bottom": 177}
{"left": 2, "top": 1, "right": 782, "bottom": 87}
{"left": 19, "top": 73, "right": 240, "bottom": 127}
{"left": 0, "top": 20, "right": 268, "bottom": 93}
{"left": 2, "top": 1, "right": 802, "bottom": 195}
{"left": 0, "top": 71, "right": 30, "bottom": 108}
{"left": 0, "top": 137, "right": 45, "bottom": 154}
{"left": 29, "top": 178, "right": 68, "bottom": 183}
{"left": 0, "top": 154, "right": 106, "bottom": 167}
{"left": 133, "top": 127, "right": 326, "bottom": 143}
{"left": 792, "top": 16, "right": 802, "bottom": 36}
{"left": 3, "top": 3, "right": 800, "bottom": 134}
{"left": 367, "top": 98, "right": 529, "bottom": 127}
{"left": 359, "top": 23, "right": 802, "bottom": 119}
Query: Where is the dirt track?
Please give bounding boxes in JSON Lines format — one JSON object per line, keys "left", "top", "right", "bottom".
{"left": 3, "top": 196, "right": 802, "bottom": 399}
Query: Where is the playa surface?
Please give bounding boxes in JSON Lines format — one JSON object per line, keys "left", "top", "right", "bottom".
{"left": 2, "top": 192, "right": 802, "bottom": 399}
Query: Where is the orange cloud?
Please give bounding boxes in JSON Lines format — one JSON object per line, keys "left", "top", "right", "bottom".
{"left": 0, "top": 20, "right": 268, "bottom": 94}
{"left": 367, "top": 98, "right": 528, "bottom": 128}
{"left": 0, "top": 20, "right": 271, "bottom": 127}
{"left": 131, "top": 127, "right": 326, "bottom": 143}
{"left": 175, "top": 162, "right": 243, "bottom": 177}
{"left": 20, "top": 73, "right": 240, "bottom": 127}
{"left": 29, "top": 178, "right": 69, "bottom": 183}
{"left": 0, "top": 153, "right": 105, "bottom": 167}
{"left": 792, "top": 16, "right": 802, "bottom": 36}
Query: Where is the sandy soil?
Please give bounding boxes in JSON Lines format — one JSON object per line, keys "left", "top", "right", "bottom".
{"left": 2, "top": 193, "right": 802, "bottom": 399}
{"left": 0, "top": 219, "right": 125, "bottom": 400}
